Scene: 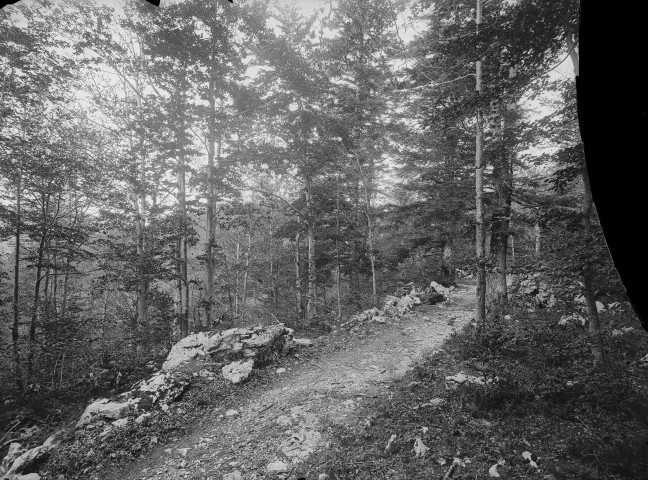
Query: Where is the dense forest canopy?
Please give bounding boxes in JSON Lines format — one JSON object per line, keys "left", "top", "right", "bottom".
{"left": 0, "top": 0, "right": 626, "bottom": 396}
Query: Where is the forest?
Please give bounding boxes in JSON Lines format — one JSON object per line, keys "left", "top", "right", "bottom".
{"left": 1, "top": 0, "right": 646, "bottom": 479}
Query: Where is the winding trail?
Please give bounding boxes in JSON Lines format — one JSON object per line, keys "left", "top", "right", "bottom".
{"left": 111, "top": 282, "right": 475, "bottom": 480}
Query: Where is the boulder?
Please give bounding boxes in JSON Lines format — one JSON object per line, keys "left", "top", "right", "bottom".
{"left": 266, "top": 460, "right": 290, "bottom": 474}
{"left": 222, "top": 359, "right": 254, "bottom": 384}
{"left": 4, "top": 445, "right": 52, "bottom": 477}
{"left": 76, "top": 398, "right": 132, "bottom": 428}
{"left": 163, "top": 324, "right": 293, "bottom": 373}
{"left": 223, "top": 471, "right": 244, "bottom": 480}
{"left": 1, "top": 443, "right": 26, "bottom": 472}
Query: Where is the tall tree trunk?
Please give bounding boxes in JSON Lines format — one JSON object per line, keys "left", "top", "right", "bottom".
{"left": 361, "top": 175, "right": 377, "bottom": 306}
{"left": 27, "top": 193, "right": 51, "bottom": 380}
{"left": 295, "top": 231, "right": 303, "bottom": 320}
{"left": 204, "top": 0, "right": 221, "bottom": 328}
{"left": 491, "top": 110, "right": 513, "bottom": 304}
{"left": 241, "top": 232, "right": 251, "bottom": 322}
{"left": 567, "top": 31, "right": 603, "bottom": 367}
{"left": 474, "top": 0, "right": 486, "bottom": 323}
{"left": 305, "top": 175, "right": 317, "bottom": 320}
{"left": 12, "top": 159, "right": 23, "bottom": 391}
{"left": 335, "top": 173, "right": 342, "bottom": 319}
{"left": 534, "top": 221, "right": 541, "bottom": 255}
{"left": 581, "top": 165, "right": 604, "bottom": 367}
{"left": 178, "top": 147, "right": 189, "bottom": 336}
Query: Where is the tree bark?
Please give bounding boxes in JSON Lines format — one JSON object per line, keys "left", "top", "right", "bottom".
{"left": 305, "top": 175, "right": 317, "bottom": 320}
{"left": 335, "top": 173, "right": 342, "bottom": 319}
{"left": 12, "top": 158, "right": 23, "bottom": 391}
{"left": 474, "top": 0, "right": 486, "bottom": 323}
{"left": 295, "top": 231, "right": 303, "bottom": 320}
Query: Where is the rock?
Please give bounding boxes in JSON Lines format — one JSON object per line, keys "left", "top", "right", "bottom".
{"left": 135, "top": 413, "right": 152, "bottom": 424}
{"left": 76, "top": 398, "right": 132, "bottom": 428}
{"left": 223, "top": 471, "right": 244, "bottom": 480}
{"left": 611, "top": 329, "right": 623, "bottom": 337}
{"left": 18, "top": 474, "right": 42, "bottom": 480}
{"left": 134, "top": 371, "right": 188, "bottom": 408}
{"left": 558, "top": 313, "right": 586, "bottom": 326}
{"left": 112, "top": 418, "right": 129, "bottom": 428}
{"left": 318, "top": 474, "right": 329, "bottom": 480}
{"left": 42, "top": 431, "right": 61, "bottom": 448}
{"left": 293, "top": 338, "right": 313, "bottom": 347}
{"left": 428, "top": 398, "right": 446, "bottom": 407}
{"left": 163, "top": 324, "right": 293, "bottom": 373}
{"left": 445, "top": 372, "right": 485, "bottom": 389}
{"left": 177, "top": 447, "right": 190, "bottom": 456}
{"left": 1, "top": 443, "right": 26, "bottom": 472}
{"left": 5, "top": 445, "right": 52, "bottom": 476}
{"left": 430, "top": 281, "right": 451, "bottom": 297}
{"left": 225, "top": 409, "right": 239, "bottom": 417}
{"left": 222, "top": 359, "right": 254, "bottom": 384}
{"left": 266, "top": 460, "right": 290, "bottom": 473}
{"left": 276, "top": 368, "right": 286, "bottom": 374}
{"left": 622, "top": 327, "right": 634, "bottom": 333}
{"left": 596, "top": 301, "right": 605, "bottom": 312}
{"left": 276, "top": 415, "right": 292, "bottom": 427}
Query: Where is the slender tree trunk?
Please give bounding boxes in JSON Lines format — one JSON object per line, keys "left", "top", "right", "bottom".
{"left": 27, "top": 192, "right": 51, "bottom": 380}
{"left": 581, "top": 165, "right": 604, "bottom": 366}
{"left": 305, "top": 175, "right": 317, "bottom": 320}
{"left": 12, "top": 159, "right": 23, "bottom": 391}
{"left": 205, "top": 0, "right": 221, "bottom": 328}
{"left": 241, "top": 232, "right": 251, "bottom": 321}
{"left": 178, "top": 146, "right": 189, "bottom": 335}
{"left": 295, "top": 231, "right": 303, "bottom": 320}
{"left": 475, "top": 0, "right": 486, "bottom": 323}
{"left": 566, "top": 32, "right": 602, "bottom": 366}
{"left": 534, "top": 221, "right": 541, "bottom": 255}
{"left": 335, "top": 173, "right": 342, "bottom": 319}
{"left": 361, "top": 179, "right": 377, "bottom": 306}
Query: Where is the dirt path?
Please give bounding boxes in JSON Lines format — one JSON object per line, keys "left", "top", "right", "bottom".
{"left": 113, "top": 283, "right": 475, "bottom": 480}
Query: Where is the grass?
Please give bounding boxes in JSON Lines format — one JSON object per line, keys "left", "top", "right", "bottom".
{"left": 295, "top": 305, "right": 648, "bottom": 480}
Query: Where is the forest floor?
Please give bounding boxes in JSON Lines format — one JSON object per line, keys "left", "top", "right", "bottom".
{"left": 100, "top": 283, "right": 476, "bottom": 480}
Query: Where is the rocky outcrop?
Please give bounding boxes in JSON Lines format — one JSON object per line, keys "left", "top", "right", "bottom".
{"left": 162, "top": 324, "right": 294, "bottom": 373}
{"left": 75, "top": 371, "right": 188, "bottom": 428}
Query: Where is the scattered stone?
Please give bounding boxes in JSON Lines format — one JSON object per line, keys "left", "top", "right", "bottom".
{"left": 293, "top": 338, "right": 313, "bottom": 347}
{"left": 611, "top": 329, "right": 623, "bottom": 337}
{"left": 135, "top": 413, "right": 152, "bottom": 424}
{"left": 222, "top": 359, "right": 254, "bottom": 384}
{"left": 445, "top": 372, "right": 486, "bottom": 389}
{"left": 428, "top": 398, "right": 446, "bottom": 407}
{"left": 223, "top": 471, "right": 244, "bottom": 480}
{"left": 225, "top": 409, "right": 239, "bottom": 417}
{"left": 276, "top": 415, "right": 292, "bottom": 427}
{"left": 112, "top": 418, "right": 128, "bottom": 428}
{"left": 276, "top": 368, "right": 286, "bottom": 374}
{"left": 558, "top": 313, "right": 586, "bottom": 326}
{"left": 177, "top": 447, "right": 190, "bottom": 457}
{"left": 596, "top": 301, "right": 605, "bottom": 312}
{"left": 266, "top": 460, "right": 290, "bottom": 473}
{"left": 318, "top": 474, "right": 329, "bottom": 480}
{"left": 384, "top": 434, "right": 397, "bottom": 454}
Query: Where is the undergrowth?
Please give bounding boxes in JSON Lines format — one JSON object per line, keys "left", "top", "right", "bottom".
{"left": 297, "top": 307, "right": 648, "bottom": 480}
